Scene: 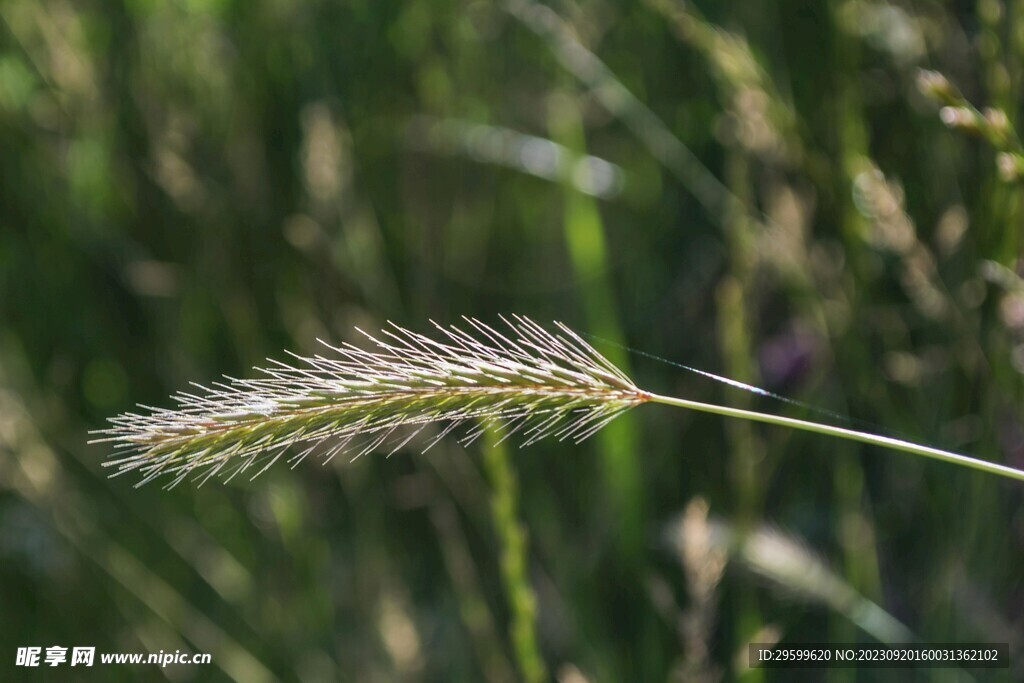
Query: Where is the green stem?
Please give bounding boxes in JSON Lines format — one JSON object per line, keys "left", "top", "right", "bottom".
{"left": 647, "top": 393, "right": 1024, "bottom": 483}
{"left": 480, "top": 433, "right": 547, "bottom": 683}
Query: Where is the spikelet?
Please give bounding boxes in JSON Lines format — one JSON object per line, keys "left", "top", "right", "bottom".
{"left": 93, "top": 315, "right": 649, "bottom": 487}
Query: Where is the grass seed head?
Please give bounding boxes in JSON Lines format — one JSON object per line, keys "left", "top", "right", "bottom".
{"left": 93, "top": 316, "right": 648, "bottom": 487}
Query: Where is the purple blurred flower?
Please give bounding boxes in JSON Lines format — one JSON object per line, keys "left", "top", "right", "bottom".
{"left": 758, "top": 325, "right": 821, "bottom": 390}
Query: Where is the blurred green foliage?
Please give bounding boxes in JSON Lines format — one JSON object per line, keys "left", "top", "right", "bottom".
{"left": 1, "top": 0, "right": 1023, "bottom": 680}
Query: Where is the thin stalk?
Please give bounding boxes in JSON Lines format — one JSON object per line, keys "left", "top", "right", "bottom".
{"left": 646, "top": 393, "right": 1024, "bottom": 483}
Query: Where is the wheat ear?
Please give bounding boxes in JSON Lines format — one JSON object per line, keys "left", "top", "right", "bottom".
{"left": 93, "top": 315, "right": 1024, "bottom": 487}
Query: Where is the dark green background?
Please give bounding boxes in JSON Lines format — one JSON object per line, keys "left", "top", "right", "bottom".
{"left": 1, "top": 0, "right": 1022, "bottom": 680}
